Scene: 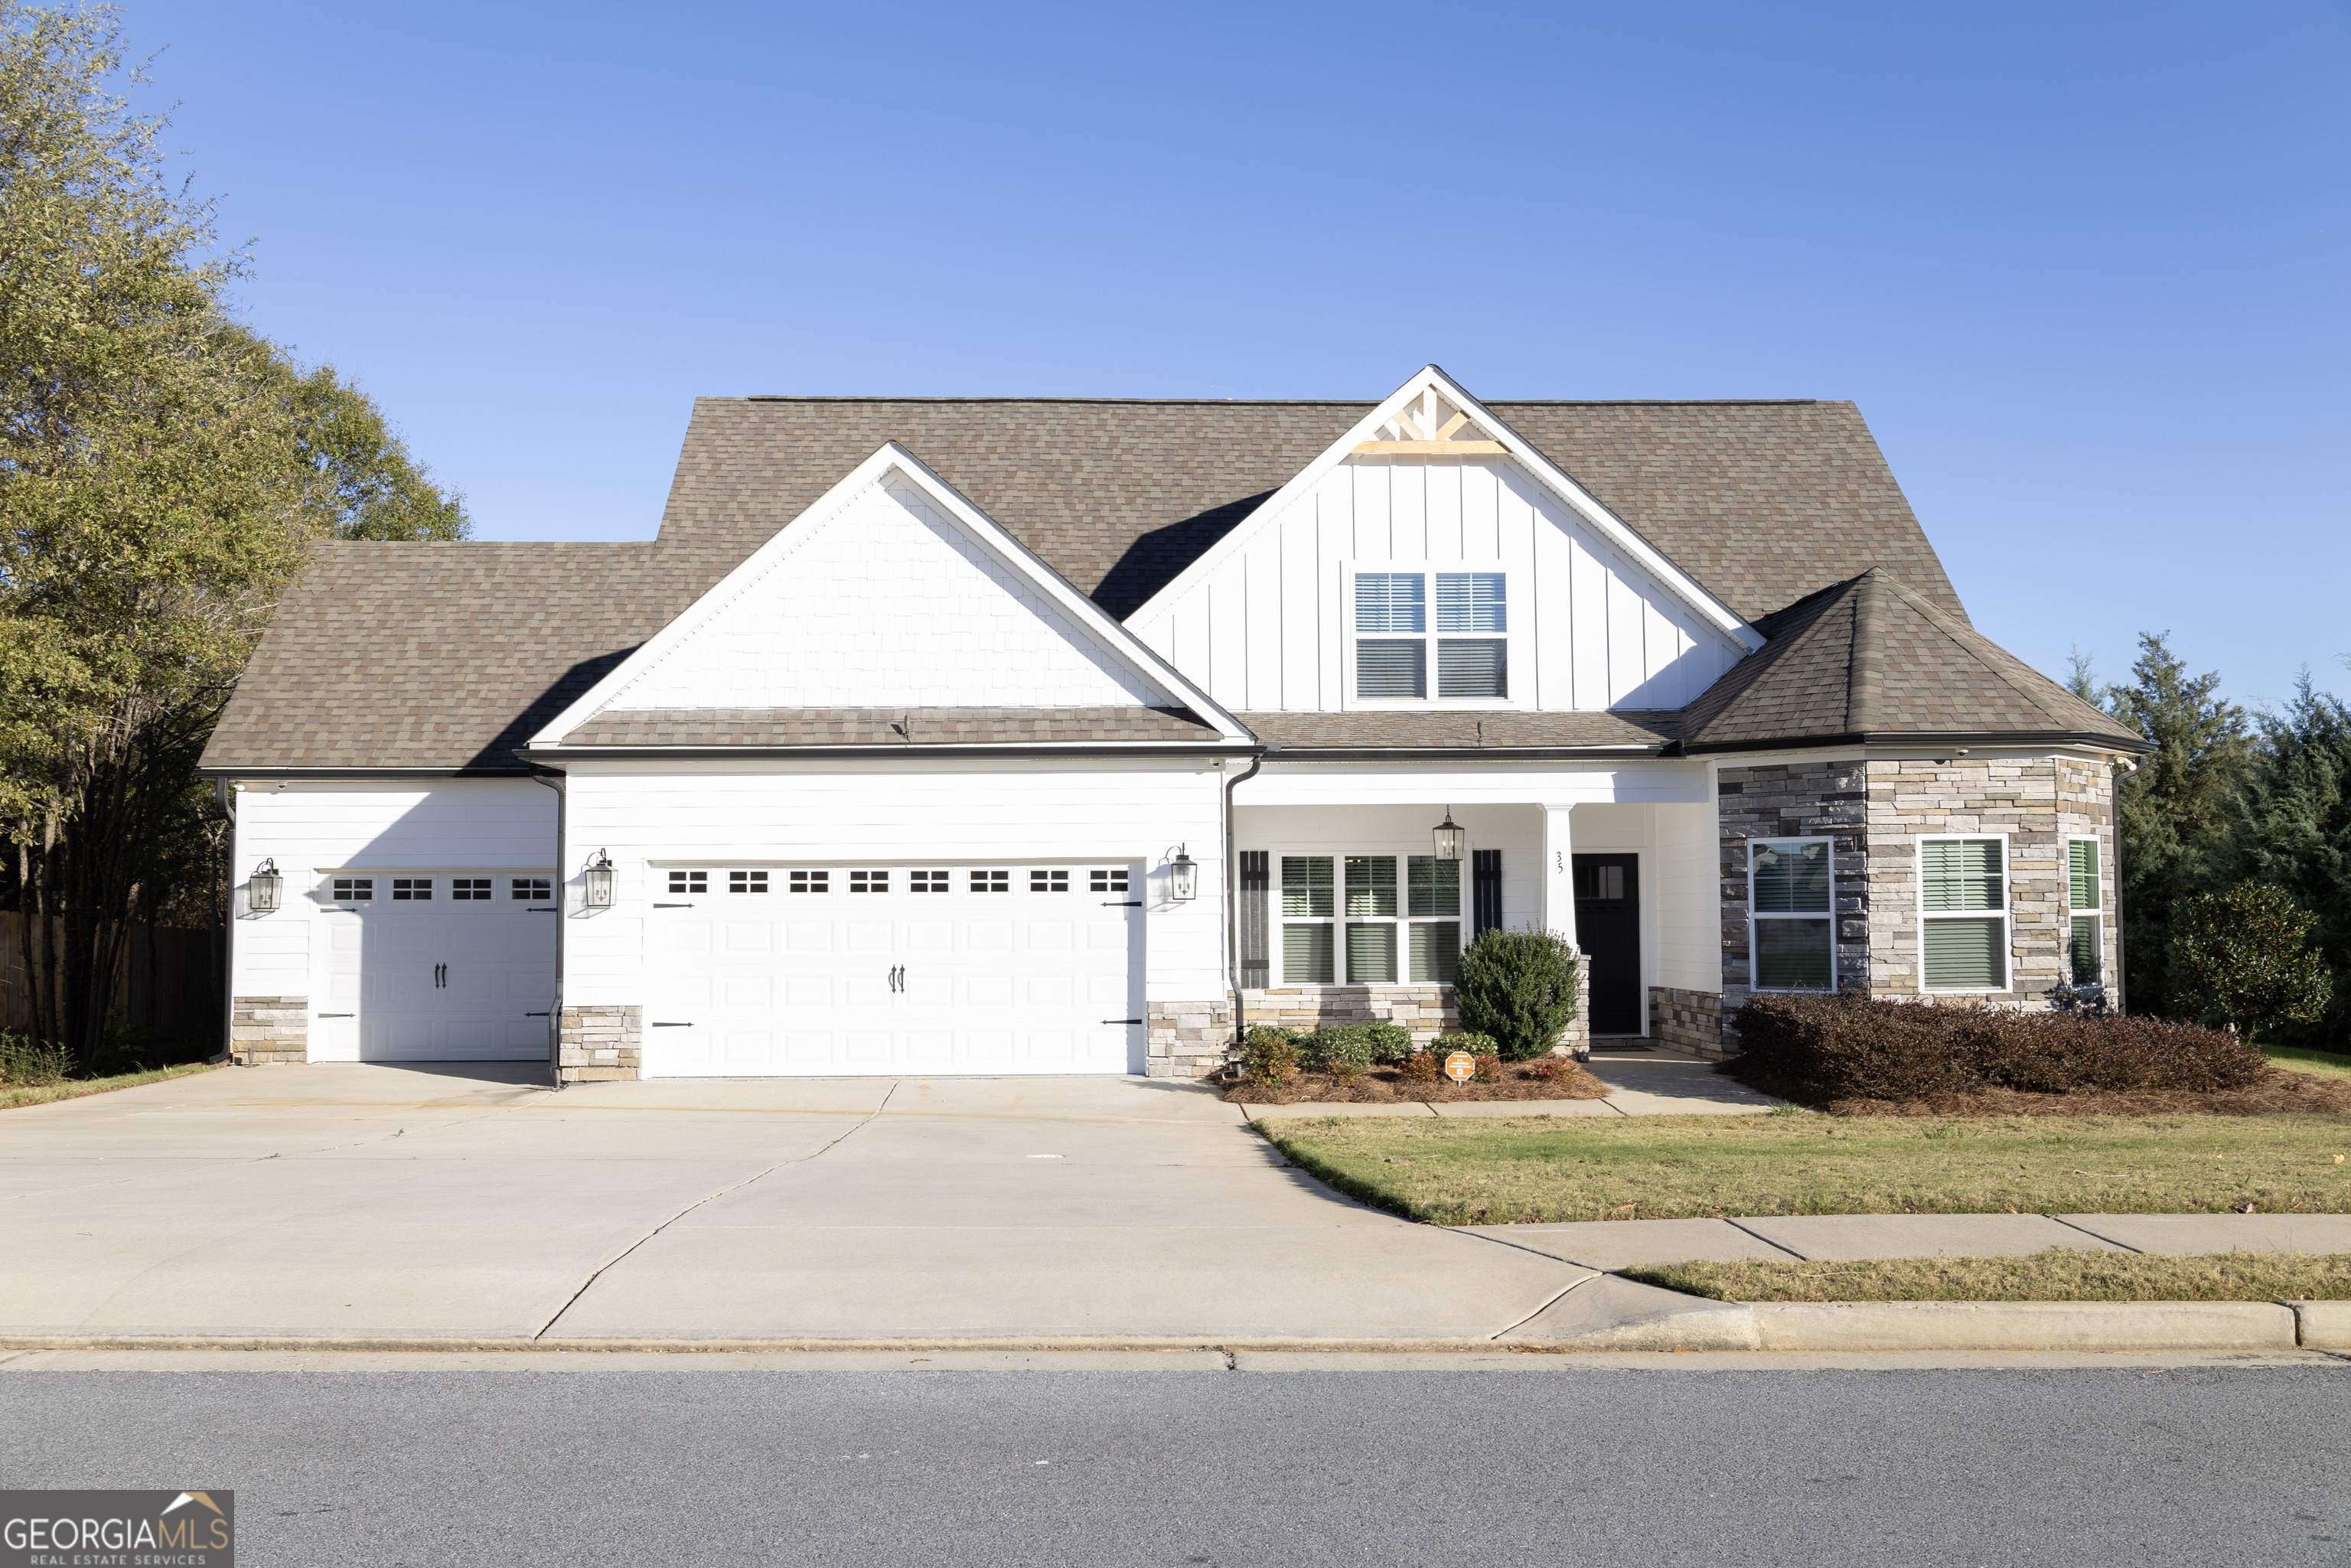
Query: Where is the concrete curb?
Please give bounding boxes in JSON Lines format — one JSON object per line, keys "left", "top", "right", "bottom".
{"left": 3, "top": 1302, "right": 2343, "bottom": 1358}
{"left": 1751, "top": 1300, "right": 2302, "bottom": 1352}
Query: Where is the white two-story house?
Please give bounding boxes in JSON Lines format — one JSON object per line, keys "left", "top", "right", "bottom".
{"left": 202, "top": 367, "right": 2149, "bottom": 1081}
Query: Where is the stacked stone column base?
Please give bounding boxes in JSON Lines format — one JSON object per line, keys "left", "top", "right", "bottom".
{"left": 1146, "top": 1000, "right": 1234, "bottom": 1079}
{"left": 556, "top": 1004, "right": 642, "bottom": 1082}
{"left": 230, "top": 996, "right": 308, "bottom": 1064}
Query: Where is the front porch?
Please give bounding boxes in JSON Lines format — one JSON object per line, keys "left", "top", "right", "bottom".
{"left": 1231, "top": 794, "right": 1730, "bottom": 1059}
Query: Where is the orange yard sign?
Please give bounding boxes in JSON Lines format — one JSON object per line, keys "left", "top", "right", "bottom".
{"left": 1443, "top": 1051, "right": 1475, "bottom": 1082}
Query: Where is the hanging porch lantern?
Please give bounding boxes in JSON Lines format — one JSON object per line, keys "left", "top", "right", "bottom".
{"left": 1168, "top": 845, "right": 1198, "bottom": 902}
{"left": 583, "top": 849, "right": 615, "bottom": 908}
{"left": 1432, "top": 808, "right": 1466, "bottom": 862}
{"left": 248, "top": 858, "right": 283, "bottom": 914}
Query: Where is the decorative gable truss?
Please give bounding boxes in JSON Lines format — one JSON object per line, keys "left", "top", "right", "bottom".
{"left": 1127, "top": 367, "right": 1762, "bottom": 715}
{"left": 530, "top": 444, "right": 1250, "bottom": 751}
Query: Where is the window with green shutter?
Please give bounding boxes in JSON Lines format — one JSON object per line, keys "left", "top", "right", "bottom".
{"left": 1921, "top": 836, "right": 2007, "bottom": 990}
{"left": 1749, "top": 839, "right": 1834, "bottom": 990}
{"left": 2067, "top": 838, "right": 2102, "bottom": 983}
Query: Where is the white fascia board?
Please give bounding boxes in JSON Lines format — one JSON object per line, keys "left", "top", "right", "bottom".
{"left": 1127, "top": 365, "right": 1764, "bottom": 654}
{"left": 528, "top": 442, "right": 1254, "bottom": 749}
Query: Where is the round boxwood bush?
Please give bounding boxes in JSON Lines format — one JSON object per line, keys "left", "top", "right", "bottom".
{"left": 1453, "top": 927, "right": 1583, "bottom": 1061}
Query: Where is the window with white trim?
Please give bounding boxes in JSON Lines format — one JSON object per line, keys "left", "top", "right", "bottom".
{"left": 1090, "top": 868, "right": 1127, "bottom": 893}
{"left": 911, "top": 870, "right": 949, "bottom": 893}
{"left": 1352, "top": 570, "right": 1508, "bottom": 701}
{"left": 970, "top": 869, "right": 1010, "bottom": 893}
{"left": 1280, "top": 854, "right": 1459, "bottom": 985}
{"left": 787, "top": 870, "right": 828, "bottom": 894}
{"left": 1748, "top": 839, "right": 1833, "bottom": 991}
{"left": 2067, "top": 838, "right": 2102, "bottom": 984}
{"left": 1921, "top": 837, "right": 2008, "bottom": 991}
{"left": 850, "top": 870, "right": 888, "bottom": 893}
{"left": 1029, "top": 869, "right": 1068, "bottom": 893}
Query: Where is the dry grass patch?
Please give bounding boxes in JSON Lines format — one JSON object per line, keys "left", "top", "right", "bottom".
{"left": 0, "top": 1061, "right": 220, "bottom": 1110}
{"left": 1625, "top": 1247, "right": 2351, "bottom": 1303}
{"left": 1262, "top": 1112, "right": 2351, "bottom": 1225}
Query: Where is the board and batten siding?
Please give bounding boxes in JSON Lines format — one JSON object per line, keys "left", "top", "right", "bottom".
{"left": 556, "top": 760, "right": 1229, "bottom": 1011}
{"left": 227, "top": 780, "right": 559, "bottom": 1000}
{"left": 1131, "top": 456, "right": 1746, "bottom": 712}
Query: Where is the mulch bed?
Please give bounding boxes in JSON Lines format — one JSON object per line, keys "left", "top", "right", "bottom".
{"left": 1720, "top": 1061, "right": 2351, "bottom": 1118}
{"left": 1224, "top": 1062, "right": 1612, "bottom": 1105}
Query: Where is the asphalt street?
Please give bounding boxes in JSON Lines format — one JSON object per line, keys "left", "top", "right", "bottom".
{"left": 5, "top": 1364, "right": 2347, "bottom": 1566}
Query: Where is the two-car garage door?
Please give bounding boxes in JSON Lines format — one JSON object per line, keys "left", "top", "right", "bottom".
{"left": 642, "top": 862, "right": 1143, "bottom": 1077}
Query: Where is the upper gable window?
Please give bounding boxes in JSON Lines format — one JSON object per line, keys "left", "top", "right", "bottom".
{"left": 1353, "top": 571, "right": 1508, "bottom": 702}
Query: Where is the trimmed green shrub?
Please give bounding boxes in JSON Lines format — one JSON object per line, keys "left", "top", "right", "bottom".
{"left": 1299, "top": 1022, "right": 1413, "bottom": 1070}
{"left": 1241, "top": 1029, "right": 1299, "bottom": 1085}
{"left": 1730, "top": 992, "right": 2267, "bottom": 1103}
{"left": 2171, "top": 882, "right": 2333, "bottom": 1043}
{"left": 1454, "top": 928, "right": 1583, "bottom": 1061}
{"left": 1430, "top": 1032, "right": 1498, "bottom": 1058}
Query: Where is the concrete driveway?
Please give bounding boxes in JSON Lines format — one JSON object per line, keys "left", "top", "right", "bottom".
{"left": 0, "top": 1064, "right": 1583, "bottom": 1343}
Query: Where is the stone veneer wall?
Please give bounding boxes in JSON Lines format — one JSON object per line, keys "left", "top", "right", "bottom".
{"left": 230, "top": 996, "right": 308, "bottom": 1064}
{"left": 1147, "top": 1000, "right": 1235, "bottom": 1079}
{"left": 1864, "top": 757, "right": 2075, "bottom": 1002}
{"left": 1648, "top": 986, "right": 1723, "bottom": 1058}
{"left": 1717, "top": 760, "right": 1871, "bottom": 1037}
{"left": 1714, "top": 755, "right": 2119, "bottom": 1050}
{"left": 556, "top": 1004, "right": 641, "bottom": 1083}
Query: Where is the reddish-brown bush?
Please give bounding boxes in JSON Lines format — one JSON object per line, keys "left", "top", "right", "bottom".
{"left": 1728, "top": 993, "right": 2267, "bottom": 1103}
{"left": 1400, "top": 1050, "right": 1443, "bottom": 1085}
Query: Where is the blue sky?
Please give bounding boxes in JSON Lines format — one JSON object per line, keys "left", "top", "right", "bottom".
{"left": 122, "top": 0, "right": 2349, "bottom": 709}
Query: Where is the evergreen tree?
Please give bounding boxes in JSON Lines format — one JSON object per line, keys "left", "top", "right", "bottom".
{"left": 2228, "top": 674, "right": 2351, "bottom": 1048}
{"left": 2102, "top": 634, "right": 2252, "bottom": 1017}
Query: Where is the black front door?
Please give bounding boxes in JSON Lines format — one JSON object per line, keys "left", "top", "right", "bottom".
{"left": 1573, "top": 853, "right": 1641, "bottom": 1035}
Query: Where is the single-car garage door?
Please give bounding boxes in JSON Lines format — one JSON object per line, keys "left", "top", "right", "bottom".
{"left": 643, "top": 862, "right": 1143, "bottom": 1077}
{"left": 313, "top": 874, "right": 560, "bottom": 1061}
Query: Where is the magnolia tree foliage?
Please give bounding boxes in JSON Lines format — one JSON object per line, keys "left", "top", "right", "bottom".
{"left": 2170, "top": 882, "right": 2331, "bottom": 1044}
{"left": 0, "top": 2, "right": 464, "bottom": 1063}
{"left": 1453, "top": 927, "right": 1583, "bottom": 1061}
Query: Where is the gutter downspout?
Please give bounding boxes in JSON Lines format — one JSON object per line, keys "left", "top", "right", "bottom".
{"left": 2111, "top": 756, "right": 2134, "bottom": 1014}
{"left": 1223, "top": 750, "right": 1264, "bottom": 1065}
{"left": 217, "top": 781, "right": 238, "bottom": 1065}
{"left": 531, "top": 768, "right": 566, "bottom": 1089}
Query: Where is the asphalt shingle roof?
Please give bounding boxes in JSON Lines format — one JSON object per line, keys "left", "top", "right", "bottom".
{"left": 1678, "top": 569, "right": 2148, "bottom": 751}
{"left": 201, "top": 396, "right": 1984, "bottom": 774}
{"left": 558, "top": 706, "right": 1221, "bottom": 748}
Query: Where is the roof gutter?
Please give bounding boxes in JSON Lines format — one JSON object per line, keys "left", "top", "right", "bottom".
{"left": 1678, "top": 729, "right": 2156, "bottom": 757}
{"left": 517, "top": 743, "right": 1261, "bottom": 763}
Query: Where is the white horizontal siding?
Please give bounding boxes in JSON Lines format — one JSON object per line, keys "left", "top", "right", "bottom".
{"left": 557, "top": 761, "right": 1228, "bottom": 1010}
{"left": 227, "top": 780, "right": 556, "bottom": 1000}
{"left": 1133, "top": 456, "right": 1744, "bottom": 713}
{"left": 608, "top": 478, "right": 1169, "bottom": 712}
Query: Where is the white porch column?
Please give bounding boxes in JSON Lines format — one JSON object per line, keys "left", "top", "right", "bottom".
{"left": 1540, "top": 804, "right": 1577, "bottom": 947}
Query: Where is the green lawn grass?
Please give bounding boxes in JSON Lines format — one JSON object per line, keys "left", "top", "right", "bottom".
{"left": 2267, "top": 1045, "right": 2351, "bottom": 1082}
{"left": 1262, "top": 1112, "right": 2351, "bottom": 1225}
{"left": 1625, "top": 1247, "right": 2351, "bottom": 1302}
{"left": 0, "top": 1060, "right": 220, "bottom": 1111}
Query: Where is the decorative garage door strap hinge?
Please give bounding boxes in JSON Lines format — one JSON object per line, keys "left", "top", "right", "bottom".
{"left": 650, "top": 1022, "right": 693, "bottom": 1027}
{"left": 318, "top": 1012, "right": 354, "bottom": 1018}
{"left": 1103, "top": 1018, "right": 1143, "bottom": 1025}
{"left": 1104, "top": 900, "right": 1143, "bottom": 907}
{"left": 524, "top": 1011, "right": 550, "bottom": 1017}
{"left": 653, "top": 902, "right": 694, "bottom": 908}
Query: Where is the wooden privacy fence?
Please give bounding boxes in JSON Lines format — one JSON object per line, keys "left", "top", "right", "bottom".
{"left": 0, "top": 911, "right": 223, "bottom": 1055}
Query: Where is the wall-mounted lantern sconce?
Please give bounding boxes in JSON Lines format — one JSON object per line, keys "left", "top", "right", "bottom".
{"left": 1167, "top": 845, "right": 1198, "bottom": 902}
{"left": 249, "top": 858, "right": 282, "bottom": 914}
{"left": 583, "top": 849, "right": 615, "bottom": 908}
{"left": 1432, "top": 808, "right": 1466, "bottom": 862}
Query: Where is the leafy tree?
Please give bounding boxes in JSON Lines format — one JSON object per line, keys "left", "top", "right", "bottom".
{"left": 2098, "top": 633, "right": 2252, "bottom": 1017}
{"left": 1453, "top": 927, "right": 1583, "bottom": 1061}
{"left": 2170, "top": 882, "right": 2331, "bottom": 1043}
{"left": 0, "top": 2, "right": 462, "bottom": 1064}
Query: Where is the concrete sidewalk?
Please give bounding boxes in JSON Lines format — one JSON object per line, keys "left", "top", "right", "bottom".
{"left": 1464, "top": 1211, "right": 2351, "bottom": 1270}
